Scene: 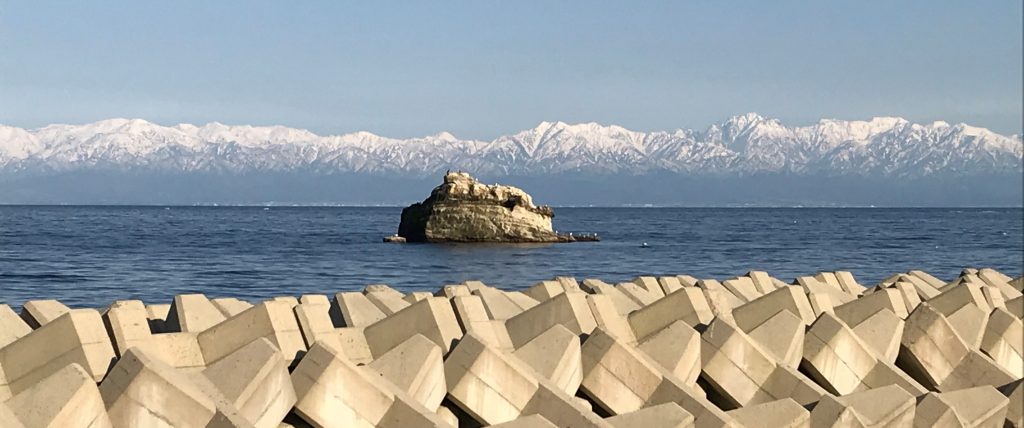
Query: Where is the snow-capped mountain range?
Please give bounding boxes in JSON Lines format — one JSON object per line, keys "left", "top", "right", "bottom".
{"left": 1, "top": 113, "right": 1021, "bottom": 178}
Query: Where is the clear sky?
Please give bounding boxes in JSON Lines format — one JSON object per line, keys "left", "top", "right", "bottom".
{"left": 1, "top": 1, "right": 1021, "bottom": 139}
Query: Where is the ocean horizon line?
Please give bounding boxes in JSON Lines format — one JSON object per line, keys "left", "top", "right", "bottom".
{"left": 1, "top": 203, "right": 1021, "bottom": 209}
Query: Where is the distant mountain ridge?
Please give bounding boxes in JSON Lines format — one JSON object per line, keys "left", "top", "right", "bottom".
{"left": 1, "top": 114, "right": 1021, "bottom": 206}
{"left": 1, "top": 113, "right": 1020, "bottom": 178}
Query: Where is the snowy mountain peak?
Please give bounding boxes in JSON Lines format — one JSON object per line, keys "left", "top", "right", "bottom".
{"left": 432, "top": 131, "right": 458, "bottom": 141}
{"left": 953, "top": 123, "right": 993, "bottom": 137}
{"left": 90, "top": 118, "right": 154, "bottom": 130}
{"left": 725, "top": 112, "right": 767, "bottom": 127}
{"left": 0, "top": 115, "right": 1020, "bottom": 179}
{"left": 867, "top": 116, "right": 906, "bottom": 125}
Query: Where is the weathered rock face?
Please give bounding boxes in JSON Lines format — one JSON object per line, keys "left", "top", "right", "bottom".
{"left": 398, "top": 172, "right": 559, "bottom": 242}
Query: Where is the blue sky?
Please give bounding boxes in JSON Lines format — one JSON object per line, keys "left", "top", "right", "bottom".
{"left": 1, "top": 1, "right": 1021, "bottom": 139}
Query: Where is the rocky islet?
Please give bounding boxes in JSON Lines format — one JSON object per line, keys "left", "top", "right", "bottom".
{"left": 397, "top": 172, "right": 596, "bottom": 243}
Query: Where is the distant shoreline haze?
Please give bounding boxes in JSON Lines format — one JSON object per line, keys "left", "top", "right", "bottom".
{"left": 0, "top": 114, "right": 1020, "bottom": 206}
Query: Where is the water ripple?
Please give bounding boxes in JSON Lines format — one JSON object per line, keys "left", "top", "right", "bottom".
{"left": 0, "top": 206, "right": 1020, "bottom": 308}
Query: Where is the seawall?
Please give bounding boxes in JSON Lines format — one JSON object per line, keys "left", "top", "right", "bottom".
{"left": 0, "top": 267, "right": 1020, "bottom": 426}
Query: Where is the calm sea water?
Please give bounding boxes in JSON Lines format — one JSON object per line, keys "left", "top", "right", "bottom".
{"left": 1, "top": 206, "right": 1021, "bottom": 308}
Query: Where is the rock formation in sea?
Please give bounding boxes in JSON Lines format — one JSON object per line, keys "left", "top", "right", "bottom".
{"left": 397, "top": 172, "right": 561, "bottom": 242}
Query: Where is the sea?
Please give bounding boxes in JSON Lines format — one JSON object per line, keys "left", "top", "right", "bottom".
{"left": 1, "top": 206, "right": 1021, "bottom": 308}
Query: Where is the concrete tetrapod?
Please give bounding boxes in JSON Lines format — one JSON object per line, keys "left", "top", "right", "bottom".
{"left": 795, "top": 277, "right": 855, "bottom": 306}
{"left": 637, "top": 320, "right": 701, "bottom": 386}
{"left": 833, "top": 307, "right": 903, "bottom": 363}
{"left": 511, "top": 324, "right": 583, "bottom": 395}
{"left": 473, "top": 286, "right": 529, "bottom": 320}
{"left": 365, "top": 333, "right": 446, "bottom": 411}
{"left": 211, "top": 297, "right": 253, "bottom": 318}
{"left": 102, "top": 300, "right": 154, "bottom": 358}
{"left": 927, "top": 282, "right": 992, "bottom": 349}
{"left": 164, "top": 294, "right": 227, "bottom": 333}
{"left": 732, "top": 286, "right": 816, "bottom": 327}
{"left": 914, "top": 385, "right": 1009, "bottom": 427}
{"left": 699, "top": 282, "right": 743, "bottom": 322}
{"left": 699, "top": 318, "right": 826, "bottom": 409}
{"left": 802, "top": 312, "right": 927, "bottom": 396}
{"left": 450, "top": 294, "right": 515, "bottom": 351}
{"left": 331, "top": 292, "right": 387, "bottom": 327}
{"left": 444, "top": 331, "right": 609, "bottom": 427}
{"left": 606, "top": 402, "right": 694, "bottom": 428}
{"left": 898, "top": 303, "right": 1016, "bottom": 391}
{"left": 616, "top": 281, "right": 662, "bottom": 307}
{"left": 0, "top": 402, "right": 25, "bottom": 428}
{"left": 725, "top": 398, "right": 809, "bottom": 428}
{"left": 632, "top": 276, "right": 667, "bottom": 299}
{"left": 658, "top": 276, "right": 685, "bottom": 295}
{"left": 523, "top": 280, "right": 567, "bottom": 302}
{"left": 487, "top": 414, "right": 559, "bottom": 427}
{"left": 4, "top": 363, "right": 112, "bottom": 428}
{"left": 581, "top": 328, "right": 664, "bottom": 415}
{"left": 201, "top": 337, "right": 297, "bottom": 428}
{"left": 504, "top": 292, "right": 597, "bottom": 348}
{"left": 1000, "top": 380, "right": 1023, "bottom": 428}
{"left": 99, "top": 347, "right": 250, "bottom": 427}
{"left": 291, "top": 339, "right": 451, "bottom": 427}
{"left": 19, "top": 299, "right": 71, "bottom": 329}
{"left": 980, "top": 308, "right": 1023, "bottom": 378}
{"left": 587, "top": 294, "right": 637, "bottom": 344}
{"left": 579, "top": 328, "right": 736, "bottom": 428}
{"left": 747, "top": 271, "right": 781, "bottom": 295}
{"left": 103, "top": 300, "right": 205, "bottom": 370}
{"left": 808, "top": 384, "right": 916, "bottom": 428}
{"left": 628, "top": 287, "right": 714, "bottom": 341}
{"left": 0, "top": 309, "right": 116, "bottom": 396}
{"left": 197, "top": 300, "right": 307, "bottom": 366}
{"left": 293, "top": 301, "right": 336, "bottom": 348}
{"left": 735, "top": 307, "right": 805, "bottom": 369}
{"left": 722, "top": 277, "right": 762, "bottom": 303}
{"left": 363, "top": 284, "right": 411, "bottom": 316}
{"left": 0, "top": 304, "right": 31, "bottom": 349}
{"left": 363, "top": 297, "right": 463, "bottom": 358}
{"left": 581, "top": 279, "right": 641, "bottom": 316}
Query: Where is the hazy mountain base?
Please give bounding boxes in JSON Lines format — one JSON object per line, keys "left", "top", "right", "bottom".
{"left": 0, "top": 171, "right": 1020, "bottom": 207}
